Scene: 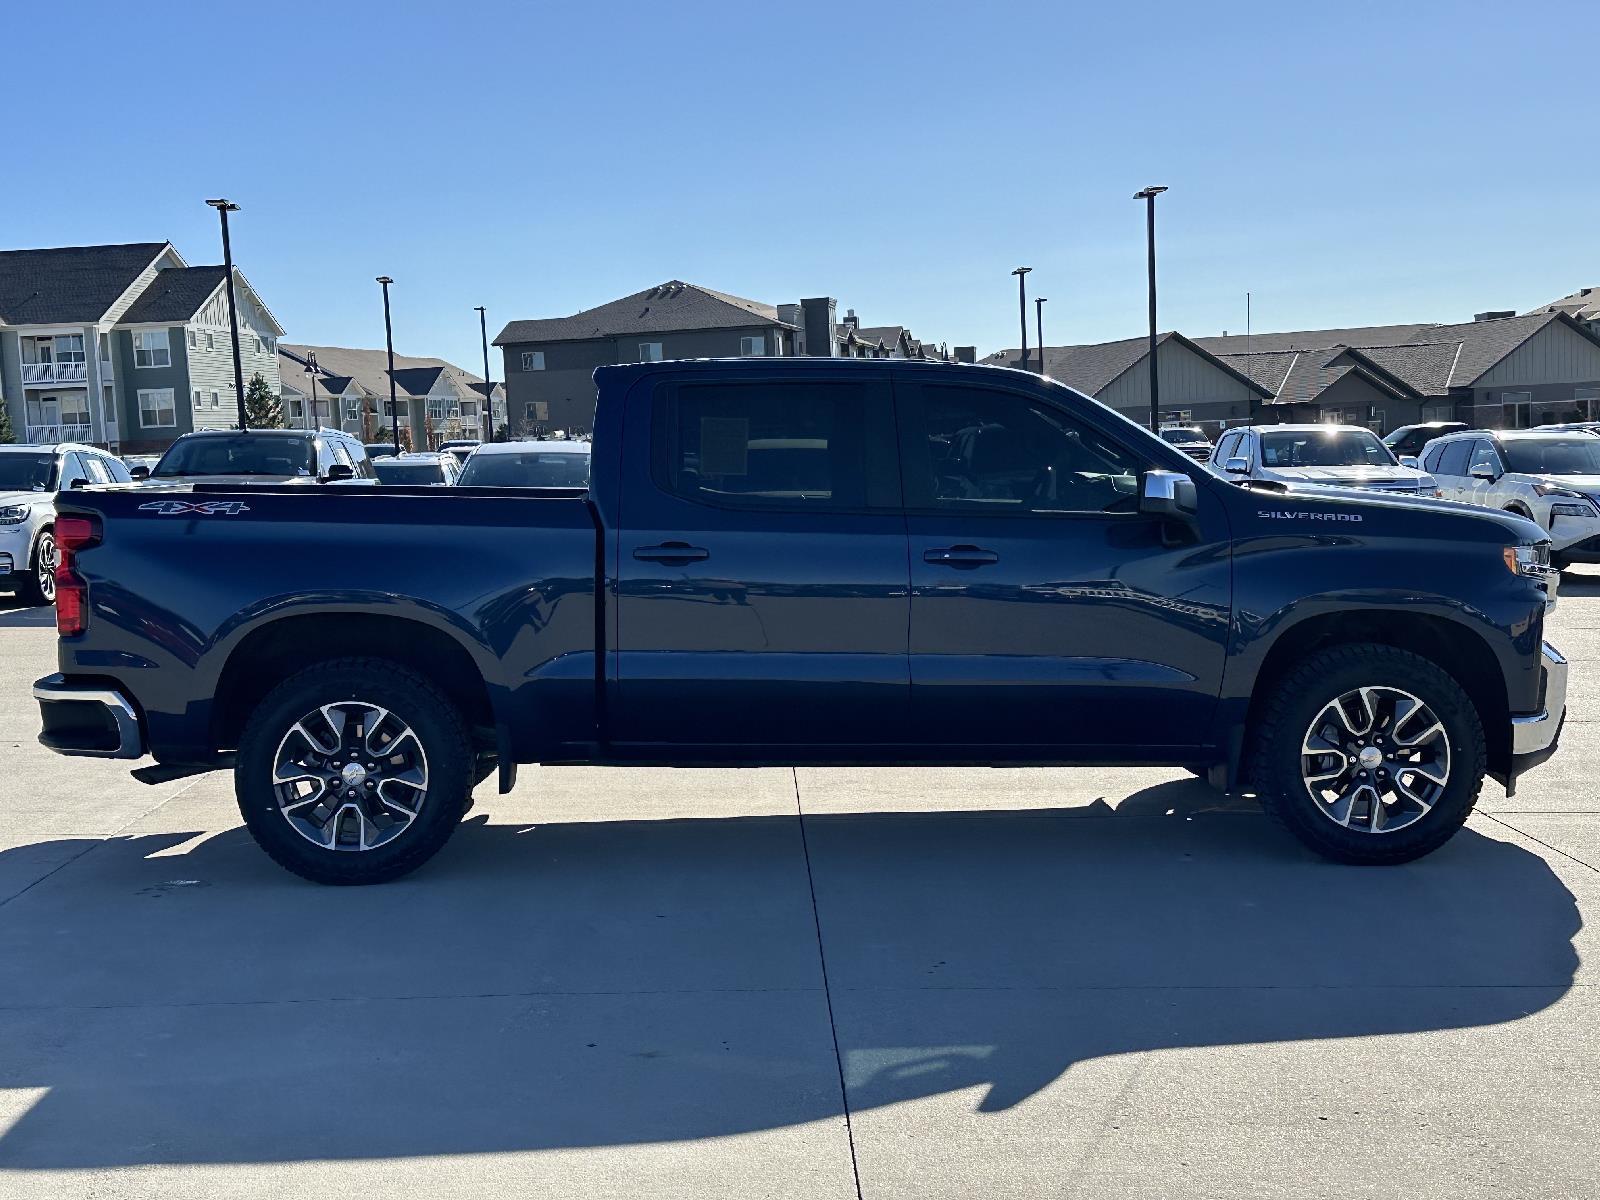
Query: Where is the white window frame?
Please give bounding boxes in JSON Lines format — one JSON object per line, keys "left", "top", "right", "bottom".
{"left": 211, "top": 391, "right": 220, "bottom": 408}
{"left": 206, "top": 332, "right": 215, "bottom": 351}
{"left": 132, "top": 330, "right": 171, "bottom": 369}
{"left": 192, "top": 388, "right": 202, "bottom": 410}
{"left": 137, "top": 388, "right": 176, "bottom": 428}
{"left": 738, "top": 335, "right": 766, "bottom": 357}
{"left": 639, "top": 342, "right": 663, "bottom": 363}
{"left": 188, "top": 329, "right": 197, "bottom": 349}
{"left": 60, "top": 391, "right": 91, "bottom": 425}
{"left": 521, "top": 351, "right": 545, "bottom": 371}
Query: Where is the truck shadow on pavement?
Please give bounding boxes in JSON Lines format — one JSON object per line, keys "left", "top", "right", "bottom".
{"left": 0, "top": 780, "right": 1581, "bottom": 1169}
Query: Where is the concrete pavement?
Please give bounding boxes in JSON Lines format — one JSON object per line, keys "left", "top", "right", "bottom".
{"left": 0, "top": 580, "right": 1596, "bottom": 1199}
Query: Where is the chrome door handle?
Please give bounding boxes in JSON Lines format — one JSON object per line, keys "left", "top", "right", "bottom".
{"left": 923, "top": 545, "right": 999, "bottom": 567}
{"left": 633, "top": 542, "right": 710, "bottom": 563}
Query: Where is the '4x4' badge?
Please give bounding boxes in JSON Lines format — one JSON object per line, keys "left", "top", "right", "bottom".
{"left": 138, "top": 500, "right": 251, "bottom": 516}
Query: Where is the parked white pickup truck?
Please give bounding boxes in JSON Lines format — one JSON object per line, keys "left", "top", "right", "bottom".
{"left": 1420, "top": 429, "right": 1600, "bottom": 568}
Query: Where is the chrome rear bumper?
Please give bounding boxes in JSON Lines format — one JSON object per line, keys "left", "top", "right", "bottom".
{"left": 33, "top": 674, "right": 145, "bottom": 759}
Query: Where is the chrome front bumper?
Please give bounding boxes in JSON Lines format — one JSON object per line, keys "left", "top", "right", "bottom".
{"left": 1511, "top": 642, "right": 1567, "bottom": 759}
{"left": 33, "top": 675, "right": 145, "bottom": 759}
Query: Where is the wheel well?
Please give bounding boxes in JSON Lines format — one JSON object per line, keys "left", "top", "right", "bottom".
{"left": 1247, "top": 611, "right": 1510, "bottom": 776}
{"left": 211, "top": 614, "right": 495, "bottom": 751}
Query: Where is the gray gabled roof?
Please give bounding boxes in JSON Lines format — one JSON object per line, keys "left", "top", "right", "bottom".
{"left": 0, "top": 241, "right": 169, "bottom": 325}
{"left": 1525, "top": 286, "right": 1600, "bottom": 322}
{"left": 119, "top": 265, "right": 229, "bottom": 323}
{"left": 387, "top": 366, "right": 446, "bottom": 396}
{"left": 493, "top": 280, "right": 791, "bottom": 345}
{"left": 982, "top": 331, "right": 1274, "bottom": 399}
{"left": 1194, "top": 323, "right": 1438, "bottom": 355}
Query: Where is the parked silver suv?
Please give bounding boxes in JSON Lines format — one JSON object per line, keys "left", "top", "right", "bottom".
{"left": 1210, "top": 424, "right": 1437, "bottom": 494}
{"left": 0, "top": 443, "right": 131, "bottom": 605}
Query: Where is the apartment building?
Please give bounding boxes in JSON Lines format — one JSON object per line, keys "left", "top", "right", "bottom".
{"left": 278, "top": 345, "right": 505, "bottom": 447}
{"left": 0, "top": 242, "right": 282, "bottom": 452}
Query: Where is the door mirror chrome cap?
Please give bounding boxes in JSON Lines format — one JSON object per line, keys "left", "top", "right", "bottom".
{"left": 1224, "top": 456, "right": 1251, "bottom": 474}
{"left": 1471, "top": 465, "right": 1498, "bottom": 481}
{"left": 1140, "top": 469, "right": 1198, "bottom": 518}
{"left": 1399, "top": 455, "right": 1421, "bottom": 469}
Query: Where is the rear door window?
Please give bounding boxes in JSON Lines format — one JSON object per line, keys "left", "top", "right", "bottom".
{"left": 657, "top": 379, "right": 897, "bottom": 510}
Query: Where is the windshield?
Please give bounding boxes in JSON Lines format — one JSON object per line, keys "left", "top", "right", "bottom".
{"left": 1261, "top": 430, "right": 1396, "bottom": 468}
{"left": 1503, "top": 438, "right": 1600, "bottom": 476}
{"left": 0, "top": 453, "right": 56, "bottom": 492}
{"left": 458, "top": 449, "right": 590, "bottom": 488}
{"left": 154, "top": 435, "right": 315, "bottom": 478}
{"left": 373, "top": 459, "right": 447, "bottom": 485}
{"left": 1160, "top": 427, "right": 1208, "bottom": 444}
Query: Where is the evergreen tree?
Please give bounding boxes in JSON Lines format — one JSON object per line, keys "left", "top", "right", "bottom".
{"left": 243, "top": 373, "right": 284, "bottom": 429}
{"left": 0, "top": 400, "right": 15, "bottom": 445}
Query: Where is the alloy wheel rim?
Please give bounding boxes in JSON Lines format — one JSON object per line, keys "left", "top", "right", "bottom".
{"left": 272, "top": 701, "right": 428, "bottom": 851}
{"left": 37, "top": 536, "right": 56, "bottom": 601}
{"left": 1300, "top": 686, "right": 1450, "bottom": 834}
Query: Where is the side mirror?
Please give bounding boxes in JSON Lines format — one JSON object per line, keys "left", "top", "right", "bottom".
{"left": 129, "top": 465, "right": 150, "bottom": 480}
{"left": 68, "top": 477, "right": 90, "bottom": 489}
{"left": 324, "top": 463, "right": 355, "bottom": 483}
{"left": 1470, "top": 464, "right": 1498, "bottom": 482}
{"left": 1399, "top": 455, "right": 1421, "bottom": 469}
{"left": 1223, "top": 456, "right": 1251, "bottom": 474}
{"left": 1140, "top": 469, "right": 1199, "bottom": 532}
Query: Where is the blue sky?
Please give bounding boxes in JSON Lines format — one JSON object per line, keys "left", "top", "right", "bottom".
{"left": 6, "top": 0, "right": 1592, "bottom": 371}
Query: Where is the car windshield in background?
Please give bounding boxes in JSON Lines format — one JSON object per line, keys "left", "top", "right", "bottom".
{"left": 373, "top": 459, "right": 447, "bottom": 485}
{"left": 154, "top": 436, "right": 314, "bottom": 478}
{"left": 458, "top": 449, "right": 590, "bottom": 488}
{"left": 1503, "top": 439, "right": 1600, "bottom": 476}
{"left": 0, "top": 453, "right": 55, "bottom": 491}
{"left": 1160, "top": 427, "right": 1208, "bottom": 444}
{"left": 1261, "top": 431, "right": 1395, "bottom": 468}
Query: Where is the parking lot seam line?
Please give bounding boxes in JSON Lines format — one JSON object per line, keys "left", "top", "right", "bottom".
{"left": 1477, "top": 811, "right": 1600, "bottom": 874}
{"left": 792, "top": 767, "right": 865, "bottom": 1200}
{"left": 1, "top": 983, "right": 1586, "bottom": 1015}
{"left": 0, "top": 775, "right": 209, "bottom": 911}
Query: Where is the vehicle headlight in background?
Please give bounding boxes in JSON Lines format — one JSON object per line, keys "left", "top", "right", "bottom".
{"left": 1550, "top": 501, "right": 1598, "bottom": 518}
{"left": 0, "top": 505, "right": 28, "bottom": 526}
{"left": 1503, "top": 543, "right": 1557, "bottom": 579}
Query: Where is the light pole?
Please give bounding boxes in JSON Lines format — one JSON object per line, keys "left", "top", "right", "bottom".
{"left": 303, "top": 351, "right": 319, "bottom": 431}
{"left": 474, "top": 305, "right": 493, "bottom": 441}
{"left": 377, "top": 276, "right": 400, "bottom": 456}
{"left": 205, "top": 199, "right": 248, "bottom": 429}
{"left": 1034, "top": 297, "right": 1047, "bottom": 376}
{"left": 1133, "top": 185, "right": 1169, "bottom": 431}
{"left": 1011, "top": 266, "right": 1032, "bottom": 372}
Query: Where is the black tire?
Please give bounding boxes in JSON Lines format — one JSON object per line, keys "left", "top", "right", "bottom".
{"left": 1247, "top": 643, "right": 1485, "bottom": 865}
{"left": 235, "top": 657, "right": 473, "bottom": 884}
{"left": 18, "top": 529, "right": 55, "bottom": 606}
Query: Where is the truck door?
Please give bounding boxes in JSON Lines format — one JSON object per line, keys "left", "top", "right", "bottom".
{"left": 895, "top": 378, "right": 1232, "bottom": 755}
{"left": 611, "top": 371, "right": 910, "bottom": 747}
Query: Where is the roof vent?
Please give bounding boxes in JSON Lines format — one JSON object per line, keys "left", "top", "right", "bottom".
{"left": 1473, "top": 310, "right": 1515, "bottom": 322}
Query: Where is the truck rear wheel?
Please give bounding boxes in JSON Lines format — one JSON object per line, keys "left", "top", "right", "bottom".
{"left": 235, "top": 657, "right": 473, "bottom": 884}
{"left": 1248, "top": 643, "right": 1485, "bottom": 865}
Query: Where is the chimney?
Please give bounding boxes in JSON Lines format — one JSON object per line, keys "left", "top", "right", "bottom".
{"left": 954, "top": 346, "right": 977, "bottom": 363}
{"left": 842, "top": 308, "right": 859, "bottom": 332}
{"left": 801, "top": 297, "right": 838, "bottom": 356}
{"left": 1473, "top": 310, "right": 1515, "bottom": 322}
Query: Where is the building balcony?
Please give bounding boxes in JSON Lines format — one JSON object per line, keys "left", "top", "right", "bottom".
{"left": 26, "top": 423, "right": 92, "bottom": 445}
{"left": 21, "top": 361, "right": 89, "bottom": 386}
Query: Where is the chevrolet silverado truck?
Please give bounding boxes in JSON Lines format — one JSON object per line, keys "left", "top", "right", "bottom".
{"left": 33, "top": 359, "right": 1568, "bottom": 883}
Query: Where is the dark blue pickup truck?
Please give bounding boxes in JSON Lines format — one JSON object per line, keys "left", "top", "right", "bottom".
{"left": 34, "top": 359, "right": 1568, "bottom": 882}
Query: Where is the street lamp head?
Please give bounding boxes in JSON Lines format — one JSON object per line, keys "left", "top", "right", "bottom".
{"left": 205, "top": 198, "right": 240, "bottom": 212}
{"left": 1133, "top": 186, "right": 1169, "bottom": 200}
{"left": 375, "top": 275, "right": 393, "bottom": 285}
{"left": 1011, "top": 266, "right": 1033, "bottom": 277}
{"left": 473, "top": 305, "right": 485, "bottom": 314}
{"left": 1037, "top": 297, "right": 1048, "bottom": 305}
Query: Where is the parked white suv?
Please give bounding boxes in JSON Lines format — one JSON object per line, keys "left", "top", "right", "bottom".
{"left": 1210, "top": 424, "right": 1437, "bottom": 495}
{"left": 0, "top": 443, "right": 131, "bottom": 605}
{"left": 1421, "top": 429, "right": 1600, "bottom": 568}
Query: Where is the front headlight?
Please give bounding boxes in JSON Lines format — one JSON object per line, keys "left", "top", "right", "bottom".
{"left": 1550, "top": 501, "right": 1598, "bottom": 518}
{"left": 1533, "top": 482, "right": 1580, "bottom": 498}
{"left": 1503, "top": 543, "right": 1557, "bottom": 579}
{"left": 0, "top": 505, "right": 28, "bottom": 526}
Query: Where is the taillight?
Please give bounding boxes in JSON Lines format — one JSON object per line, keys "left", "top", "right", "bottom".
{"left": 54, "top": 516, "right": 99, "bottom": 637}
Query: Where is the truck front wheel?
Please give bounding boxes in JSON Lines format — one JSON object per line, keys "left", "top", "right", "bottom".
{"left": 235, "top": 658, "right": 474, "bottom": 884}
{"left": 1248, "top": 644, "right": 1485, "bottom": 864}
